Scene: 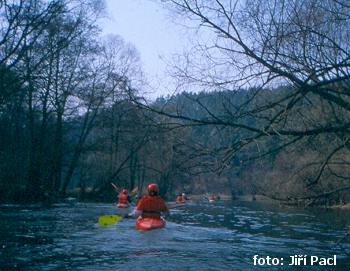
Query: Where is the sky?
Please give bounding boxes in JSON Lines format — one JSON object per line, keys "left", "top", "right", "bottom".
{"left": 100, "top": 0, "right": 190, "bottom": 99}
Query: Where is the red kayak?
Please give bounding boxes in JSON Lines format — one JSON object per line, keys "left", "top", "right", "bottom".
{"left": 116, "top": 203, "right": 130, "bottom": 208}
{"left": 136, "top": 218, "right": 166, "bottom": 231}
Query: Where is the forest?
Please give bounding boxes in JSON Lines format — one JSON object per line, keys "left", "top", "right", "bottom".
{"left": 1, "top": 0, "right": 350, "bottom": 207}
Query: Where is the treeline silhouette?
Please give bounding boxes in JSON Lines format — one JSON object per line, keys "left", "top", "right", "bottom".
{"left": 1, "top": 0, "right": 350, "bottom": 206}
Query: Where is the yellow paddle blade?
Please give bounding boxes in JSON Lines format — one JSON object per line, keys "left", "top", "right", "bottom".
{"left": 98, "top": 215, "right": 123, "bottom": 226}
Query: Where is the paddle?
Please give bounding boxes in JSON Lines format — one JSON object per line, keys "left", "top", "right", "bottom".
{"left": 98, "top": 203, "right": 186, "bottom": 226}
{"left": 98, "top": 215, "right": 123, "bottom": 226}
{"left": 111, "top": 182, "right": 119, "bottom": 191}
{"left": 168, "top": 204, "right": 186, "bottom": 209}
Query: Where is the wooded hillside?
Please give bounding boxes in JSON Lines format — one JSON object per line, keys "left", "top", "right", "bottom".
{"left": 1, "top": 0, "right": 350, "bottom": 206}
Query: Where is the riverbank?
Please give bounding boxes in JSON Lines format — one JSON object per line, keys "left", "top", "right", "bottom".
{"left": 191, "top": 193, "right": 350, "bottom": 210}
{"left": 3, "top": 188, "right": 349, "bottom": 210}
{"left": 188, "top": 194, "right": 276, "bottom": 203}
{"left": 329, "top": 203, "right": 350, "bottom": 210}
{"left": 237, "top": 194, "right": 350, "bottom": 210}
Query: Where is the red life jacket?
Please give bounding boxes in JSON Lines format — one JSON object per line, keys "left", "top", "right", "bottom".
{"left": 118, "top": 192, "right": 129, "bottom": 204}
{"left": 136, "top": 195, "right": 168, "bottom": 219}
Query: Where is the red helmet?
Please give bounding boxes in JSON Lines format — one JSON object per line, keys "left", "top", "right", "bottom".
{"left": 122, "top": 189, "right": 128, "bottom": 194}
{"left": 147, "top": 183, "right": 159, "bottom": 194}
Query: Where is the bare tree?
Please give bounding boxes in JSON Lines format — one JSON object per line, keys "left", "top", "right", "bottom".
{"left": 152, "top": 0, "right": 350, "bottom": 201}
{"left": 60, "top": 35, "right": 143, "bottom": 195}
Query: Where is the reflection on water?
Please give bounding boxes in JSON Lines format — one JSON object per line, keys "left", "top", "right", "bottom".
{"left": 0, "top": 201, "right": 350, "bottom": 270}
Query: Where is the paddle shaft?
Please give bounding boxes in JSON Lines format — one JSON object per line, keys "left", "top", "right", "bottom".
{"left": 168, "top": 204, "right": 186, "bottom": 209}
{"left": 111, "top": 183, "right": 118, "bottom": 191}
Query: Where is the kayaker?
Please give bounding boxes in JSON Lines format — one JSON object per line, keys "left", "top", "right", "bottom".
{"left": 130, "top": 183, "right": 169, "bottom": 219}
{"left": 208, "top": 194, "right": 216, "bottom": 202}
{"left": 176, "top": 193, "right": 189, "bottom": 203}
{"left": 116, "top": 189, "right": 132, "bottom": 208}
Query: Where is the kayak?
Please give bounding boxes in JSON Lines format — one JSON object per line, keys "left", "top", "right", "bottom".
{"left": 115, "top": 204, "right": 132, "bottom": 216}
{"left": 136, "top": 218, "right": 166, "bottom": 231}
{"left": 176, "top": 200, "right": 186, "bottom": 204}
{"left": 116, "top": 203, "right": 130, "bottom": 208}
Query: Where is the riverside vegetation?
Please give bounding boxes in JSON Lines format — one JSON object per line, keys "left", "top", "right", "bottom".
{"left": 0, "top": 0, "right": 350, "bottom": 209}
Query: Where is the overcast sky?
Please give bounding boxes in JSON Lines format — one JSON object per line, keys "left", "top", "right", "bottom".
{"left": 100, "top": 0, "right": 189, "bottom": 99}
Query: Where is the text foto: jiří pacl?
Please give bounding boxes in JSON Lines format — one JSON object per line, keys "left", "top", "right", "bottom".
{"left": 253, "top": 255, "right": 337, "bottom": 266}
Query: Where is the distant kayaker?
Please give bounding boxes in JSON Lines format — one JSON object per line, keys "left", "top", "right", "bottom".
{"left": 130, "top": 183, "right": 169, "bottom": 219}
{"left": 176, "top": 193, "right": 189, "bottom": 204}
{"left": 116, "top": 189, "right": 132, "bottom": 208}
{"left": 208, "top": 194, "right": 218, "bottom": 202}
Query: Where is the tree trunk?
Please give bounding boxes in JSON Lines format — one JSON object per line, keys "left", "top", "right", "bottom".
{"left": 25, "top": 80, "right": 43, "bottom": 201}
{"left": 61, "top": 146, "right": 82, "bottom": 196}
{"left": 129, "top": 151, "right": 138, "bottom": 190}
{"left": 52, "top": 111, "right": 63, "bottom": 193}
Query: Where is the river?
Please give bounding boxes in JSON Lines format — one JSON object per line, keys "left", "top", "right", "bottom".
{"left": 1, "top": 201, "right": 350, "bottom": 270}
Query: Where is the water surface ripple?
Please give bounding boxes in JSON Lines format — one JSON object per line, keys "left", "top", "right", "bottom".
{"left": 1, "top": 201, "right": 349, "bottom": 270}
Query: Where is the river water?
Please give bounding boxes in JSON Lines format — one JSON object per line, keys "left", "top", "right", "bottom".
{"left": 1, "top": 201, "right": 350, "bottom": 270}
